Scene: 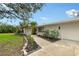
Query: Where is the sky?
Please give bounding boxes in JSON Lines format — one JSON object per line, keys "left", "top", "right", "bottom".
{"left": 0, "top": 3, "right": 79, "bottom": 26}
{"left": 30, "top": 3, "right": 79, "bottom": 25}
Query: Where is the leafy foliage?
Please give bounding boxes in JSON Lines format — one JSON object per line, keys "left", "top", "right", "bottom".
{"left": 15, "top": 26, "right": 22, "bottom": 34}
{"left": 49, "top": 30, "right": 59, "bottom": 39}
{"left": 0, "top": 3, "right": 43, "bottom": 20}
{"left": 0, "top": 23, "right": 16, "bottom": 33}
{"left": 0, "top": 3, "right": 44, "bottom": 34}
{"left": 0, "top": 3, "right": 43, "bottom": 54}
{"left": 43, "top": 30, "right": 59, "bottom": 39}
{"left": 43, "top": 30, "right": 49, "bottom": 37}
{"left": 30, "top": 21, "right": 37, "bottom": 34}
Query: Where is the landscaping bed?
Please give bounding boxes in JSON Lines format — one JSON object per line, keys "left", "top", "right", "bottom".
{"left": 37, "top": 29, "right": 61, "bottom": 42}
{"left": 25, "top": 35, "right": 41, "bottom": 55}
{"left": 38, "top": 35, "right": 60, "bottom": 42}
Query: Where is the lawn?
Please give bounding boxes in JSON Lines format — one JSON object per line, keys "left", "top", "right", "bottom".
{"left": 0, "top": 33, "right": 24, "bottom": 56}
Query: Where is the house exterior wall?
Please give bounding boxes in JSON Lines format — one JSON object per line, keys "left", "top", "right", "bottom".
{"left": 42, "top": 21, "right": 79, "bottom": 41}
{"left": 26, "top": 28, "right": 32, "bottom": 35}
{"left": 43, "top": 25, "right": 59, "bottom": 31}
{"left": 61, "top": 21, "right": 79, "bottom": 41}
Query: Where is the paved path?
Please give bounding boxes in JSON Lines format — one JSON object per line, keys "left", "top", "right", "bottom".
{"left": 31, "top": 35, "right": 53, "bottom": 48}
{"left": 28, "top": 35, "right": 79, "bottom": 56}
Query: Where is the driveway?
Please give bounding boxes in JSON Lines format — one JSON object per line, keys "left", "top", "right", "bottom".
{"left": 28, "top": 35, "right": 79, "bottom": 56}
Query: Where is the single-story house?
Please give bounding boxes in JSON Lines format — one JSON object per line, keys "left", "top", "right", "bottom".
{"left": 37, "top": 18, "right": 79, "bottom": 41}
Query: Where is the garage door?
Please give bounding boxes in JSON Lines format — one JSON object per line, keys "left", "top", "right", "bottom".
{"left": 60, "top": 22, "right": 79, "bottom": 41}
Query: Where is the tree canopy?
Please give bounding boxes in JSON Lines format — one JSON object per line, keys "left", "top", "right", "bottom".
{"left": 0, "top": 3, "right": 44, "bottom": 34}
{"left": 0, "top": 3, "right": 43, "bottom": 20}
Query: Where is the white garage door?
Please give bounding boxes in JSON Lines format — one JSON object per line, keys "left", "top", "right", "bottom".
{"left": 60, "top": 21, "right": 79, "bottom": 41}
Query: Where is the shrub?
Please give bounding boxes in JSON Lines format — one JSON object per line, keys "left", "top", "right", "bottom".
{"left": 27, "top": 35, "right": 35, "bottom": 45}
{"left": 43, "top": 30, "right": 59, "bottom": 39}
{"left": 49, "top": 30, "right": 59, "bottom": 39}
{"left": 30, "top": 21, "right": 37, "bottom": 35}
{"left": 0, "top": 23, "right": 16, "bottom": 33}
{"left": 15, "top": 27, "right": 22, "bottom": 34}
{"left": 32, "top": 27, "right": 37, "bottom": 35}
{"left": 43, "top": 30, "right": 50, "bottom": 37}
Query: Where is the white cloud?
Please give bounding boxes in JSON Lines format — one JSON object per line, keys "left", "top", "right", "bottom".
{"left": 66, "top": 9, "right": 79, "bottom": 17}
{"left": 40, "top": 17, "right": 47, "bottom": 20}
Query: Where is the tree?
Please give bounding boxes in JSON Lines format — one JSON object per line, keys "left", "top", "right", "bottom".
{"left": 19, "top": 20, "right": 29, "bottom": 34}
{"left": 30, "top": 21, "right": 37, "bottom": 34}
{"left": 0, "top": 3, "right": 44, "bottom": 35}
{"left": 0, "top": 3, "right": 44, "bottom": 55}
{"left": 0, "top": 3, "right": 43, "bottom": 35}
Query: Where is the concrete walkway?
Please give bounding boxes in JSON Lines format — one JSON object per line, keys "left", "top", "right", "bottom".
{"left": 28, "top": 35, "right": 79, "bottom": 56}
{"left": 31, "top": 35, "right": 53, "bottom": 48}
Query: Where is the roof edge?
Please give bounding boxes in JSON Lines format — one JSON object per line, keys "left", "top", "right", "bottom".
{"left": 37, "top": 17, "right": 79, "bottom": 27}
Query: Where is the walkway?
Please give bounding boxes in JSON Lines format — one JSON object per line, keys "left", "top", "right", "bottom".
{"left": 28, "top": 35, "right": 79, "bottom": 56}
{"left": 31, "top": 35, "right": 53, "bottom": 48}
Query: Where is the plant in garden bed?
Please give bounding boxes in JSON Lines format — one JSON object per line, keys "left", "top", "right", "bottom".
{"left": 49, "top": 30, "right": 59, "bottom": 39}
{"left": 43, "top": 30, "right": 50, "bottom": 38}
{"left": 43, "top": 29, "right": 59, "bottom": 40}
{"left": 25, "top": 35, "right": 40, "bottom": 54}
{"left": 31, "top": 21, "right": 37, "bottom": 35}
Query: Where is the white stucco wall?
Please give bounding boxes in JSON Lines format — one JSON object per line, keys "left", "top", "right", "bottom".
{"left": 43, "top": 25, "right": 59, "bottom": 30}
{"left": 43, "top": 21, "right": 79, "bottom": 41}
{"left": 60, "top": 21, "right": 79, "bottom": 41}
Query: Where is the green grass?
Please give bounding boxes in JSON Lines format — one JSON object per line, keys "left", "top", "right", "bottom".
{"left": 0, "top": 33, "right": 24, "bottom": 56}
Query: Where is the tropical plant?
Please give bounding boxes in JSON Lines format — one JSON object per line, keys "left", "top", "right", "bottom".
{"left": 49, "top": 30, "right": 59, "bottom": 39}
{"left": 43, "top": 29, "right": 59, "bottom": 39}
{"left": 43, "top": 30, "right": 49, "bottom": 37}
{"left": 30, "top": 21, "right": 37, "bottom": 34}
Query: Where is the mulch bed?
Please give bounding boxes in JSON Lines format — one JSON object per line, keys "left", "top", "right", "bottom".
{"left": 25, "top": 41, "right": 41, "bottom": 55}
{"left": 37, "top": 35, "right": 61, "bottom": 43}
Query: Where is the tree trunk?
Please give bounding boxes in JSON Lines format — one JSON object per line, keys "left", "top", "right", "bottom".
{"left": 21, "top": 28, "right": 28, "bottom": 55}
{"left": 23, "top": 28, "right": 26, "bottom": 35}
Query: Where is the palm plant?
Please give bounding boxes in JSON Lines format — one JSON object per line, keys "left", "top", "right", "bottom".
{"left": 30, "top": 21, "right": 37, "bottom": 34}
